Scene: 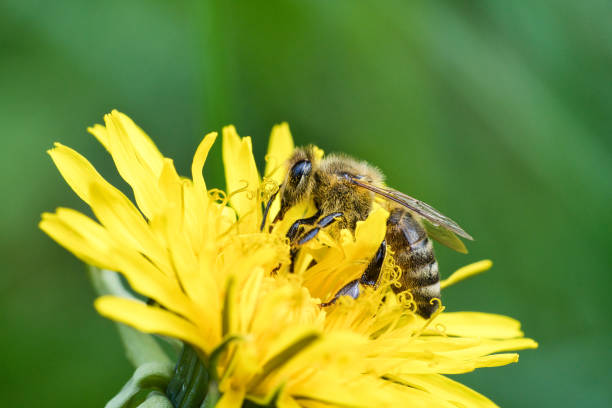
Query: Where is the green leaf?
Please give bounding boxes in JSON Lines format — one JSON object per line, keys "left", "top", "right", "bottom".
{"left": 88, "top": 265, "right": 139, "bottom": 299}
{"left": 137, "top": 392, "right": 174, "bottom": 408}
{"left": 200, "top": 381, "right": 220, "bottom": 408}
{"left": 115, "top": 323, "right": 173, "bottom": 368}
{"left": 105, "top": 362, "right": 174, "bottom": 408}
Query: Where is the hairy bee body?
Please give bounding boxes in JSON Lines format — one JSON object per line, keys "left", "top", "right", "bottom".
{"left": 268, "top": 146, "right": 470, "bottom": 318}
{"left": 311, "top": 155, "right": 378, "bottom": 230}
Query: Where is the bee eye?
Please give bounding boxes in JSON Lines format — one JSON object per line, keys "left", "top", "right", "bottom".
{"left": 289, "top": 160, "right": 312, "bottom": 185}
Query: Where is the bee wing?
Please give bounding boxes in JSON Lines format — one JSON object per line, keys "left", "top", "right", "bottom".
{"left": 421, "top": 218, "right": 468, "bottom": 254}
{"left": 349, "top": 177, "right": 474, "bottom": 243}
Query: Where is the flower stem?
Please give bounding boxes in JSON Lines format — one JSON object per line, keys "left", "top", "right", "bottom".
{"left": 166, "top": 344, "right": 210, "bottom": 408}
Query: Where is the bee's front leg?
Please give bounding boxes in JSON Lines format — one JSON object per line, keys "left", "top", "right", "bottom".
{"left": 287, "top": 212, "right": 343, "bottom": 273}
{"left": 294, "top": 212, "right": 344, "bottom": 245}
{"left": 286, "top": 210, "right": 321, "bottom": 242}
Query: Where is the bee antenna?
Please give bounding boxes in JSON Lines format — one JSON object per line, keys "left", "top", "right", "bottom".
{"left": 260, "top": 186, "right": 280, "bottom": 231}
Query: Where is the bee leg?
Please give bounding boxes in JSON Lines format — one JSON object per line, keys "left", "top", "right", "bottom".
{"left": 321, "top": 240, "right": 386, "bottom": 307}
{"left": 296, "top": 212, "right": 343, "bottom": 245}
{"left": 285, "top": 211, "right": 321, "bottom": 273}
{"left": 320, "top": 279, "right": 360, "bottom": 307}
{"left": 286, "top": 210, "right": 321, "bottom": 242}
{"left": 359, "top": 240, "right": 386, "bottom": 287}
{"left": 288, "top": 212, "right": 342, "bottom": 273}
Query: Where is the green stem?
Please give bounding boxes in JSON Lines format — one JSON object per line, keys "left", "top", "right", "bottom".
{"left": 167, "top": 344, "right": 210, "bottom": 408}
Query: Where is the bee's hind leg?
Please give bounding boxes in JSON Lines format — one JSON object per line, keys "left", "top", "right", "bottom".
{"left": 321, "top": 240, "right": 386, "bottom": 307}
{"left": 359, "top": 240, "right": 386, "bottom": 286}
{"left": 320, "top": 279, "right": 360, "bottom": 307}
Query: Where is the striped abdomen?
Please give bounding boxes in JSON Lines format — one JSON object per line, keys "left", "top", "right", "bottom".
{"left": 385, "top": 208, "right": 440, "bottom": 318}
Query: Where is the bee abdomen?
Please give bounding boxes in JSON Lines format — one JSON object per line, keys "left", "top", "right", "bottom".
{"left": 404, "top": 255, "right": 441, "bottom": 318}
{"left": 386, "top": 209, "right": 441, "bottom": 318}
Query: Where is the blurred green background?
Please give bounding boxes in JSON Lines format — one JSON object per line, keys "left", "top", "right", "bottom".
{"left": 1, "top": 0, "right": 611, "bottom": 406}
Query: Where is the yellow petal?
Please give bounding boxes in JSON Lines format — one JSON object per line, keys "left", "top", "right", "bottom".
{"left": 238, "top": 267, "right": 265, "bottom": 332}
{"left": 354, "top": 206, "right": 389, "bottom": 245}
{"left": 95, "top": 296, "right": 206, "bottom": 351}
{"left": 103, "top": 111, "right": 165, "bottom": 218}
{"left": 152, "top": 212, "right": 221, "bottom": 339}
{"left": 440, "top": 260, "right": 492, "bottom": 289}
{"left": 111, "top": 110, "right": 165, "bottom": 176}
{"left": 182, "top": 182, "right": 206, "bottom": 252}
{"left": 87, "top": 111, "right": 163, "bottom": 177}
{"left": 158, "top": 158, "right": 182, "bottom": 204}
{"left": 264, "top": 123, "right": 295, "bottom": 220}
{"left": 216, "top": 387, "right": 246, "bottom": 408}
{"left": 290, "top": 372, "right": 457, "bottom": 408}
{"left": 41, "top": 208, "right": 194, "bottom": 319}
{"left": 87, "top": 110, "right": 163, "bottom": 173}
{"left": 388, "top": 374, "right": 498, "bottom": 408}
{"left": 192, "top": 132, "right": 218, "bottom": 199}
{"left": 87, "top": 123, "right": 110, "bottom": 151}
{"left": 256, "top": 328, "right": 321, "bottom": 381}
{"left": 88, "top": 181, "right": 171, "bottom": 275}
{"left": 439, "top": 337, "right": 538, "bottom": 360}
{"left": 48, "top": 143, "right": 109, "bottom": 206}
{"left": 276, "top": 394, "right": 302, "bottom": 408}
{"left": 434, "top": 312, "right": 528, "bottom": 339}
{"left": 185, "top": 133, "right": 218, "bottom": 251}
{"left": 222, "top": 125, "right": 260, "bottom": 227}
{"left": 264, "top": 122, "right": 294, "bottom": 181}
{"left": 40, "top": 209, "right": 119, "bottom": 271}
{"left": 266, "top": 332, "right": 365, "bottom": 384}
{"left": 471, "top": 353, "right": 520, "bottom": 368}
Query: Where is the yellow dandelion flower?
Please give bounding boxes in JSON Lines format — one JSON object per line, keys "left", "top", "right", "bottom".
{"left": 40, "top": 111, "right": 537, "bottom": 408}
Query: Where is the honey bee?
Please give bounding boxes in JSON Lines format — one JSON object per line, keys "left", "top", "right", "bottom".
{"left": 261, "top": 146, "right": 473, "bottom": 318}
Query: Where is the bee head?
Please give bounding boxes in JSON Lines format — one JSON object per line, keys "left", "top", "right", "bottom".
{"left": 276, "top": 147, "right": 317, "bottom": 220}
